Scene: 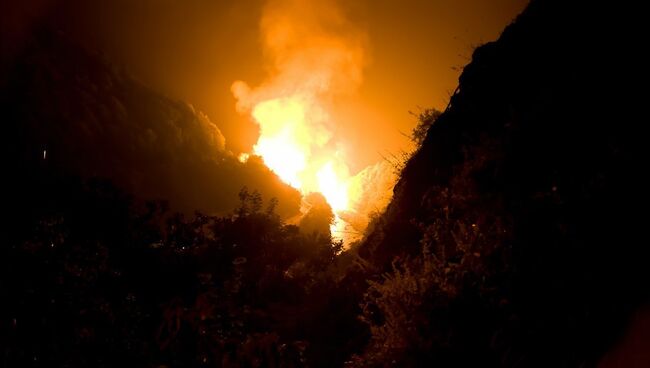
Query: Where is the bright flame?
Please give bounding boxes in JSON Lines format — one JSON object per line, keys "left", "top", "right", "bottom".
{"left": 232, "top": 0, "right": 396, "bottom": 243}
{"left": 316, "top": 161, "right": 348, "bottom": 213}
{"left": 251, "top": 97, "right": 311, "bottom": 188}
{"left": 238, "top": 152, "right": 250, "bottom": 163}
{"left": 248, "top": 94, "right": 352, "bottom": 216}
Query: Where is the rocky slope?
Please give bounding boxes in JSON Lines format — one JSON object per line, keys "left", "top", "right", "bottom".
{"left": 357, "top": 0, "right": 647, "bottom": 365}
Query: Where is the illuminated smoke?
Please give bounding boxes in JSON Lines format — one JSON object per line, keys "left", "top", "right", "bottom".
{"left": 232, "top": 0, "right": 394, "bottom": 242}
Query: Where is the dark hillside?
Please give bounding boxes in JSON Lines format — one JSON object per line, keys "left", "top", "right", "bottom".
{"left": 356, "top": 0, "right": 647, "bottom": 366}
{"left": 1, "top": 30, "right": 301, "bottom": 219}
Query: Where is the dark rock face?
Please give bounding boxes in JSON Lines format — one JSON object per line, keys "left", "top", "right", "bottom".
{"left": 359, "top": 0, "right": 647, "bottom": 365}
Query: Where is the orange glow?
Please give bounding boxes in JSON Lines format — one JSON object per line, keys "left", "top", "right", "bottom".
{"left": 244, "top": 92, "right": 353, "bottom": 226}
{"left": 316, "top": 161, "right": 349, "bottom": 213}
{"left": 250, "top": 97, "right": 313, "bottom": 189}
{"left": 232, "top": 0, "right": 396, "bottom": 242}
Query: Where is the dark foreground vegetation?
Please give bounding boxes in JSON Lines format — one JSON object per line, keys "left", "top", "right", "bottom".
{"left": 2, "top": 0, "right": 648, "bottom": 367}
{"left": 2, "top": 167, "right": 359, "bottom": 366}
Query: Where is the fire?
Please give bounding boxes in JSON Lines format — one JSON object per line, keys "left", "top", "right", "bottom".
{"left": 245, "top": 93, "right": 352, "bottom": 216}
{"left": 316, "top": 161, "right": 349, "bottom": 213}
{"left": 251, "top": 97, "right": 309, "bottom": 188}
{"left": 232, "top": 0, "right": 396, "bottom": 242}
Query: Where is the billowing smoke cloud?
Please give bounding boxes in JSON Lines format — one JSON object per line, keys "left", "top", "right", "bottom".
{"left": 231, "top": 0, "right": 367, "bottom": 193}
{"left": 4, "top": 30, "right": 301, "bottom": 217}
{"left": 232, "top": 0, "right": 367, "bottom": 107}
{"left": 231, "top": 0, "right": 396, "bottom": 241}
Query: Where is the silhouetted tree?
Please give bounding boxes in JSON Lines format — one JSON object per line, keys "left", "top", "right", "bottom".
{"left": 409, "top": 108, "right": 441, "bottom": 147}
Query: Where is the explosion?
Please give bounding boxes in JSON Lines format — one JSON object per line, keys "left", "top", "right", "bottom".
{"left": 232, "top": 0, "right": 395, "bottom": 241}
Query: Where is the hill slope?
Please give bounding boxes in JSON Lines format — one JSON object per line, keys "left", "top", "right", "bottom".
{"left": 356, "top": 0, "right": 647, "bottom": 365}
{"left": 1, "top": 30, "right": 300, "bottom": 218}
